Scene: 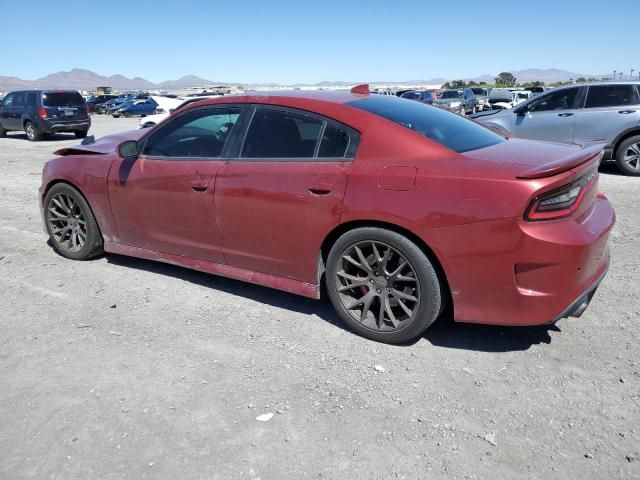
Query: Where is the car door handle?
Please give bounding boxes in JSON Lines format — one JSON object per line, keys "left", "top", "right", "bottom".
{"left": 191, "top": 181, "right": 209, "bottom": 192}
{"left": 308, "top": 183, "right": 333, "bottom": 195}
{"left": 618, "top": 110, "right": 636, "bottom": 114}
{"left": 557, "top": 113, "right": 574, "bottom": 117}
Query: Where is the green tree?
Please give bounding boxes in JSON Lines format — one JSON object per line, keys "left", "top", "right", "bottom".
{"left": 576, "top": 77, "right": 587, "bottom": 83}
{"left": 495, "top": 72, "right": 517, "bottom": 87}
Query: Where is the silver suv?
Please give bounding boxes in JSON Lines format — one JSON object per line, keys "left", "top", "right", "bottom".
{"left": 474, "top": 82, "right": 640, "bottom": 175}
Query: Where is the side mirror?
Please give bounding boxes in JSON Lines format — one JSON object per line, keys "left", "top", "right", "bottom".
{"left": 118, "top": 140, "right": 139, "bottom": 159}
{"left": 515, "top": 104, "right": 529, "bottom": 115}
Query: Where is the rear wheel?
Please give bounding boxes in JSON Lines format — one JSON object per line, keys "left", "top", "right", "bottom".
{"left": 25, "top": 121, "right": 41, "bottom": 141}
{"left": 326, "top": 228, "right": 442, "bottom": 344}
{"left": 74, "top": 130, "right": 88, "bottom": 139}
{"left": 615, "top": 135, "right": 640, "bottom": 176}
{"left": 0, "top": 124, "right": 6, "bottom": 137}
{"left": 44, "top": 183, "right": 104, "bottom": 260}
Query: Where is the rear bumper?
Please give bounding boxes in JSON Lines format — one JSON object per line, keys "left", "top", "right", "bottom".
{"left": 37, "top": 118, "right": 91, "bottom": 133}
{"left": 550, "top": 267, "right": 607, "bottom": 323}
{"left": 419, "top": 193, "right": 615, "bottom": 326}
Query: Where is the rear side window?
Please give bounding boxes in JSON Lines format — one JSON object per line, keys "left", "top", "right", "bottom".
{"left": 319, "top": 124, "right": 351, "bottom": 157}
{"left": 585, "top": 85, "right": 639, "bottom": 108}
{"left": 242, "top": 109, "right": 322, "bottom": 158}
{"left": 348, "top": 96, "right": 504, "bottom": 153}
{"left": 42, "top": 92, "right": 85, "bottom": 107}
{"left": 26, "top": 93, "right": 37, "bottom": 107}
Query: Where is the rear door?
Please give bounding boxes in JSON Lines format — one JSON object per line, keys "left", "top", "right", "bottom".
{"left": 573, "top": 84, "right": 640, "bottom": 145}
{"left": 510, "top": 87, "right": 582, "bottom": 143}
{"left": 214, "top": 105, "right": 359, "bottom": 283}
{"left": 107, "top": 105, "right": 245, "bottom": 263}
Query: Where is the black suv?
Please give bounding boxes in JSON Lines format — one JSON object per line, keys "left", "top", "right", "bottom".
{"left": 0, "top": 90, "right": 91, "bottom": 141}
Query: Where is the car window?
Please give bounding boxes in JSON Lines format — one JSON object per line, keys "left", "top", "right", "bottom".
{"left": 318, "top": 124, "right": 352, "bottom": 157}
{"left": 585, "top": 85, "right": 638, "bottom": 108}
{"left": 2, "top": 93, "right": 14, "bottom": 107}
{"left": 10, "top": 92, "right": 26, "bottom": 107}
{"left": 242, "top": 108, "right": 323, "bottom": 158}
{"left": 26, "top": 92, "right": 37, "bottom": 107}
{"left": 348, "top": 95, "right": 505, "bottom": 153}
{"left": 527, "top": 87, "right": 579, "bottom": 112}
{"left": 401, "top": 91, "right": 419, "bottom": 100}
{"left": 142, "top": 106, "right": 241, "bottom": 158}
{"left": 42, "top": 92, "right": 85, "bottom": 107}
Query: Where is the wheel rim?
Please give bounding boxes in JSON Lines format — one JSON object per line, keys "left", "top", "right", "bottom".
{"left": 623, "top": 142, "right": 640, "bottom": 170}
{"left": 26, "top": 124, "right": 34, "bottom": 139}
{"left": 47, "top": 193, "right": 87, "bottom": 252}
{"left": 335, "top": 241, "right": 421, "bottom": 332}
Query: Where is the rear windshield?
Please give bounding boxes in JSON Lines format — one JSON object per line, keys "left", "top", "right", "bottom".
{"left": 347, "top": 96, "right": 504, "bottom": 153}
{"left": 471, "top": 88, "right": 488, "bottom": 96}
{"left": 42, "top": 91, "right": 85, "bottom": 107}
{"left": 489, "top": 88, "right": 512, "bottom": 100}
{"left": 440, "top": 90, "right": 463, "bottom": 99}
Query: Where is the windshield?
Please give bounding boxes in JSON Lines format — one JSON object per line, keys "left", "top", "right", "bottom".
{"left": 440, "top": 90, "right": 463, "bottom": 99}
{"left": 347, "top": 96, "right": 504, "bottom": 153}
{"left": 42, "top": 91, "right": 85, "bottom": 107}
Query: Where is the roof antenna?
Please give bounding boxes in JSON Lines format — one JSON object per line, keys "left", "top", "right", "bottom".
{"left": 350, "top": 84, "right": 370, "bottom": 95}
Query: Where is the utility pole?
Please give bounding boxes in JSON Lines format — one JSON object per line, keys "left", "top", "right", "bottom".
{"left": 613, "top": 70, "right": 617, "bottom": 81}
{"left": 631, "top": 69, "right": 635, "bottom": 80}
{"left": 619, "top": 72, "right": 623, "bottom": 81}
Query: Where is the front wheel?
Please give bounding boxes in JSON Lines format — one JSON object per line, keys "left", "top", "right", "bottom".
{"left": 44, "top": 183, "right": 104, "bottom": 260}
{"left": 326, "top": 228, "right": 442, "bottom": 344}
{"left": 0, "top": 124, "right": 6, "bottom": 137}
{"left": 25, "top": 121, "right": 41, "bottom": 141}
{"left": 615, "top": 135, "right": 640, "bottom": 176}
{"left": 75, "top": 130, "right": 88, "bottom": 139}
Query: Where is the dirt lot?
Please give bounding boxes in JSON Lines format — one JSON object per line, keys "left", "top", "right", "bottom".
{"left": 0, "top": 115, "right": 638, "bottom": 479}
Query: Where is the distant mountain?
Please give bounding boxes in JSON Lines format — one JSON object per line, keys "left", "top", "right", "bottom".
{"left": 465, "top": 68, "right": 606, "bottom": 84}
{"left": 0, "top": 67, "right": 612, "bottom": 94}
{"left": 158, "top": 75, "right": 217, "bottom": 89}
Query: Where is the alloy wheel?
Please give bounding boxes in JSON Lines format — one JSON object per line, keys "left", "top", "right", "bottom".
{"left": 46, "top": 193, "right": 87, "bottom": 252}
{"left": 623, "top": 142, "right": 640, "bottom": 170}
{"left": 26, "top": 123, "right": 35, "bottom": 140}
{"left": 335, "top": 241, "right": 421, "bottom": 332}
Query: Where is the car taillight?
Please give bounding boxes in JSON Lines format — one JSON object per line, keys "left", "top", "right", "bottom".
{"left": 38, "top": 107, "right": 47, "bottom": 120}
{"left": 525, "top": 169, "right": 599, "bottom": 221}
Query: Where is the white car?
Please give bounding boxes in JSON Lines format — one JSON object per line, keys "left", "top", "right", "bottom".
{"left": 137, "top": 96, "right": 221, "bottom": 128}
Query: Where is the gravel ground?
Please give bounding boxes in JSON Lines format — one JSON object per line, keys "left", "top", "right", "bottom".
{"left": 0, "top": 115, "right": 638, "bottom": 480}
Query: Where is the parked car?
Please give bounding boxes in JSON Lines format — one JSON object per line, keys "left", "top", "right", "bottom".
{"left": 99, "top": 96, "right": 131, "bottom": 114}
{"left": 488, "top": 89, "right": 533, "bottom": 110}
{"left": 0, "top": 90, "right": 90, "bottom": 141}
{"left": 138, "top": 96, "right": 218, "bottom": 128}
{"left": 400, "top": 90, "right": 435, "bottom": 105}
{"left": 86, "top": 94, "right": 118, "bottom": 113}
{"left": 470, "top": 87, "right": 491, "bottom": 111}
{"left": 434, "top": 88, "right": 477, "bottom": 115}
{"left": 112, "top": 98, "right": 158, "bottom": 118}
{"left": 473, "top": 82, "right": 640, "bottom": 175}
{"left": 39, "top": 87, "right": 614, "bottom": 344}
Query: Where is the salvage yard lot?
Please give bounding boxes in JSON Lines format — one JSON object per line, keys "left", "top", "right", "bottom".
{"left": 0, "top": 116, "right": 638, "bottom": 479}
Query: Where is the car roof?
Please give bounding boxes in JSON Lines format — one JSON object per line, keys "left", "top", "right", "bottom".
{"left": 178, "top": 90, "right": 372, "bottom": 110}
{"left": 552, "top": 81, "right": 640, "bottom": 90}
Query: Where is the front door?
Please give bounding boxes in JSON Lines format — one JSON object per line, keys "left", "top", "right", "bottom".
{"left": 0, "top": 92, "right": 26, "bottom": 131}
{"left": 511, "top": 87, "right": 582, "bottom": 144}
{"left": 215, "top": 106, "right": 359, "bottom": 283}
{"left": 107, "top": 105, "right": 244, "bottom": 263}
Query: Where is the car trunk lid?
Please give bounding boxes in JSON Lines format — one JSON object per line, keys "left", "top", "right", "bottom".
{"left": 460, "top": 138, "right": 604, "bottom": 180}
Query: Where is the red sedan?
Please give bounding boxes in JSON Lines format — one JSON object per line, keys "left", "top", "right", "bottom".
{"left": 39, "top": 86, "right": 615, "bottom": 344}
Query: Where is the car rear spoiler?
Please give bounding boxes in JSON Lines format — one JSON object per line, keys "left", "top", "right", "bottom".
{"left": 516, "top": 142, "right": 604, "bottom": 179}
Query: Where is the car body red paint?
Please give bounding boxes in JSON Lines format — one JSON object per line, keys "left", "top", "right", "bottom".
{"left": 39, "top": 91, "right": 615, "bottom": 328}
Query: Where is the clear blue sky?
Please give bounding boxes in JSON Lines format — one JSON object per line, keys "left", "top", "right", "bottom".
{"left": 0, "top": 0, "right": 636, "bottom": 83}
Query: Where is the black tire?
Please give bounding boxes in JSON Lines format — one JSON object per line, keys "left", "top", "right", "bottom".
{"left": 74, "top": 130, "right": 88, "bottom": 139}
{"left": 0, "top": 124, "right": 6, "bottom": 137}
{"left": 44, "top": 183, "right": 104, "bottom": 260}
{"left": 326, "top": 227, "right": 442, "bottom": 344}
{"left": 24, "top": 121, "right": 41, "bottom": 142}
{"left": 615, "top": 135, "right": 640, "bottom": 176}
